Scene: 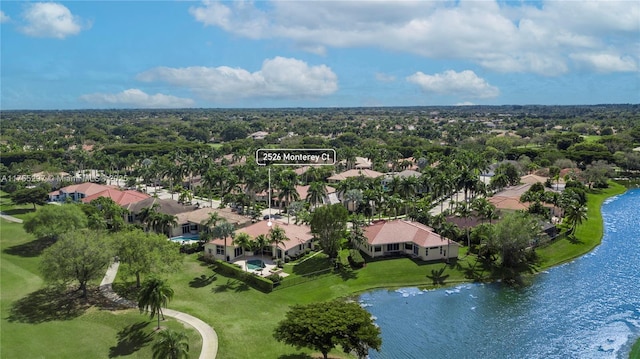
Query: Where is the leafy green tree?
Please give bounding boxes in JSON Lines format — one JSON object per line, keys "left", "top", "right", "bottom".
{"left": 310, "top": 204, "right": 348, "bottom": 260}
{"left": 152, "top": 329, "right": 190, "bottom": 359}
{"left": 24, "top": 204, "right": 88, "bottom": 240}
{"left": 115, "top": 229, "right": 182, "bottom": 287}
{"left": 39, "top": 229, "right": 113, "bottom": 298}
{"left": 86, "top": 196, "right": 128, "bottom": 232}
{"left": 10, "top": 186, "right": 48, "bottom": 210}
{"left": 488, "top": 212, "right": 541, "bottom": 269}
{"left": 273, "top": 300, "right": 382, "bottom": 359}
{"left": 138, "top": 276, "right": 175, "bottom": 330}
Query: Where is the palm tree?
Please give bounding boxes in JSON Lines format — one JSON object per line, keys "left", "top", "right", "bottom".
{"left": 139, "top": 203, "right": 161, "bottom": 232}
{"left": 268, "top": 225, "right": 289, "bottom": 260}
{"left": 157, "top": 213, "right": 178, "bottom": 238}
{"left": 213, "top": 220, "right": 235, "bottom": 262}
{"left": 137, "top": 277, "right": 174, "bottom": 330}
{"left": 564, "top": 201, "right": 588, "bottom": 234}
{"left": 438, "top": 222, "right": 459, "bottom": 263}
{"left": 152, "top": 329, "right": 189, "bottom": 359}
{"left": 277, "top": 180, "right": 300, "bottom": 215}
{"left": 306, "top": 181, "right": 327, "bottom": 209}
{"left": 455, "top": 201, "right": 472, "bottom": 248}
{"left": 255, "top": 234, "right": 269, "bottom": 263}
{"left": 199, "top": 212, "right": 220, "bottom": 241}
{"left": 344, "top": 189, "right": 363, "bottom": 213}
{"left": 233, "top": 232, "right": 252, "bottom": 269}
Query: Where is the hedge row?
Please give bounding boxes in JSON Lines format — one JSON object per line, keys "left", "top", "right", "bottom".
{"left": 208, "top": 257, "right": 274, "bottom": 293}
{"left": 348, "top": 249, "right": 365, "bottom": 268}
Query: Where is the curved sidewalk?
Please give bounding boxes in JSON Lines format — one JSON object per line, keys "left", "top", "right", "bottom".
{"left": 100, "top": 262, "right": 218, "bottom": 359}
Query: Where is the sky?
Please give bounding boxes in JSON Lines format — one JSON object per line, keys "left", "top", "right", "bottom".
{"left": 1, "top": 0, "right": 639, "bottom": 110}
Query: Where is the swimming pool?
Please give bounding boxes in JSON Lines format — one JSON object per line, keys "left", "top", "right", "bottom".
{"left": 247, "top": 259, "right": 266, "bottom": 271}
{"left": 169, "top": 234, "right": 200, "bottom": 243}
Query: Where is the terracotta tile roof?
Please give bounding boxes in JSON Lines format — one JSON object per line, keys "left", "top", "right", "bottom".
{"left": 488, "top": 196, "right": 529, "bottom": 210}
{"left": 60, "top": 182, "right": 115, "bottom": 197}
{"left": 82, "top": 189, "right": 150, "bottom": 206}
{"left": 364, "top": 220, "right": 459, "bottom": 248}
{"left": 327, "top": 169, "right": 383, "bottom": 181}
{"left": 295, "top": 184, "right": 336, "bottom": 200}
{"left": 520, "top": 174, "right": 549, "bottom": 185}
{"left": 208, "top": 221, "right": 313, "bottom": 251}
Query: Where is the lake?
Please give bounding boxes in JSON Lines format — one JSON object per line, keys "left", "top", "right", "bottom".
{"left": 362, "top": 189, "right": 640, "bottom": 359}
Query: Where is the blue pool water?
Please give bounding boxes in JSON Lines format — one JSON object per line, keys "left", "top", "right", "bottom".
{"left": 247, "top": 259, "right": 266, "bottom": 271}
{"left": 362, "top": 189, "right": 640, "bottom": 359}
{"left": 169, "top": 234, "right": 200, "bottom": 242}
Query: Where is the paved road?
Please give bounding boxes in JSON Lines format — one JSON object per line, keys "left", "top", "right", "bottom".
{"left": 100, "top": 262, "right": 218, "bottom": 359}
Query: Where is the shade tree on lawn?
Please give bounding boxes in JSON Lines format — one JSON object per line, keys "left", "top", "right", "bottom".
{"left": 114, "top": 229, "right": 183, "bottom": 287}
{"left": 39, "top": 228, "right": 113, "bottom": 298}
{"left": 273, "top": 300, "right": 382, "bottom": 359}
{"left": 24, "top": 203, "right": 88, "bottom": 240}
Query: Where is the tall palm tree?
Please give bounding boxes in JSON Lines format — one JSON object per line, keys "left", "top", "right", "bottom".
{"left": 200, "top": 212, "right": 221, "bottom": 242}
{"left": 255, "top": 234, "right": 269, "bottom": 263}
{"left": 306, "top": 181, "right": 327, "bottom": 209}
{"left": 152, "top": 329, "right": 189, "bottom": 359}
{"left": 157, "top": 213, "right": 178, "bottom": 238}
{"left": 438, "top": 221, "right": 459, "bottom": 263}
{"left": 344, "top": 189, "right": 363, "bottom": 213}
{"left": 213, "top": 220, "right": 235, "bottom": 262}
{"left": 268, "top": 225, "right": 289, "bottom": 260}
{"left": 277, "top": 180, "right": 300, "bottom": 217}
{"left": 564, "top": 201, "right": 588, "bottom": 234}
{"left": 233, "top": 232, "right": 252, "bottom": 269}
{"left": 137, "top": 277, "right": 174, "bottom": 330}
{"left": 455, "top": 201, "right": 472, "bottom": 248}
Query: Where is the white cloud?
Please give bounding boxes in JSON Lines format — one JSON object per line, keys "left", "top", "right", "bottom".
{"left": 189, "top": 0, "right": 640, "bottom": 76}
{"left": 0, "top": 11, "right": 10, "bottom": 23}
{"left": 570, "top": 52, "right": 638, "bottom": 73}
{"left": 407, "top": 70, "right": 500, "bottom": 99}
{"left": 375, "top": 73, "right": 396, "bottom": 83}
{"left": 80, "top": 89, "right": 195, "bottom": 108}
{"left": 20, "top": 2, "right": 88, "bottom": 39}
{"left": 137, "top": 56, "right": 338, "bottom": 101}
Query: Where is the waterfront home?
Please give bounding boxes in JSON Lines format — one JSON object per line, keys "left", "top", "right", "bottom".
{"left": 204, "top": 220, "right": 314, "bottom": 262}
{"left": 355, "top": 219, "right": 460, "bottom": 261}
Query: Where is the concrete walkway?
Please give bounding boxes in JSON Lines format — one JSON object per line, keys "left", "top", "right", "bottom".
{"left": 0, "top": 212, "right": 23, "bottom": 223}
{"left": 100, "top": 262, "right": 218, "bottom": 359}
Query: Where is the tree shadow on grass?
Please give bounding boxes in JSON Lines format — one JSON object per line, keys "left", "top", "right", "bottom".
{"left": 189, "top": 274, "right": 217, "bottom": 288}
{"left": 212, "top": 279, "right": 239, "bottom": 293}
{"left": 235, "top": 281, "right": 250, "bottom": 292}
{"left": 7, "top": 286, "right": 92, "bottom": 323}
{"left": 336, "top": 268, "right": 358, "bottom": 281}
{"left": 108, "top": 321, "right": 154, "bottom": 358}
{"left": 3, "top": 237, "right": 56, "bottom": 257}
{"left": 292, "top": 255, "right": 332, "bottom": 276}
{"left": 426, "top": 266, "right": 450, "bottom": 286}
{"left": 2, "top": 208, "right": 36, "bottom": 216}
{"left": 278, "top": 354, "right": 313, "bottom": 359}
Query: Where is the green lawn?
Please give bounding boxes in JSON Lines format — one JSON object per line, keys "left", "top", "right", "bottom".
{"left": 581, "top": 135, "right": 601, "bottom": 143}
{"left": 0, "top": 196, "right": 202, "bottom": 359}
{"left": 536, "top": 182, "right": 626, "bottom": 269}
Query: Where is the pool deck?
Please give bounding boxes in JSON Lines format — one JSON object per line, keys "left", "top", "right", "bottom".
{"left": 232, "top": 255, "right": 289, "bottom": 278}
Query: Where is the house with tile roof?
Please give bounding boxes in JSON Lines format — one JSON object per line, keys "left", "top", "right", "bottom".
{"left": 356, "top": 219, "right": 460, "bottom": 261}
{"left": 122, "top": 197, "right": 197, "bottom": 226}
{"left": 327, "top": 169, "right": 383, "bottom": 183}
{"left": 171, "top": 207, "right": 251, "bottom": 238}
{"left": 204, "top": 220, "right": 314, "bottom": 262}
{"left": 48, "top": 182, "right": 149, "bottom": 206}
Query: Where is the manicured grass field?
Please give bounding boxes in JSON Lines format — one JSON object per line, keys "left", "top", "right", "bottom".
{"left": 0, "top": 196, "right": 202, "bottom": 359}
{"left": 536, "top": 182, "right": 626, "bottom": 269}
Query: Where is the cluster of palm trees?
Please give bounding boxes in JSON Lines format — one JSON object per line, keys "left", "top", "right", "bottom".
{"left": 138, "top": 204, "right": 178, "bottom": 237}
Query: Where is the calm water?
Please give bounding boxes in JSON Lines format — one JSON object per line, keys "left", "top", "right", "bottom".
{"left": 362, "top": 189, "right": 640, "bottom": 359}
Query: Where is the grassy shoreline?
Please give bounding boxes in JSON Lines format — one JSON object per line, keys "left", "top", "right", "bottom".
{"left": 631, "top": 338, "right": 640, "bottom": 359}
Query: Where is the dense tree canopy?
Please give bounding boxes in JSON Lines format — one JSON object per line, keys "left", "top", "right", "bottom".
{"left": 273, "top": 300, "right": 382, "bottom": 359}
{"left": 39, "top": 229, "right": 113, "bottom": 298}
{"left": 23, "top": 204, "right": 88, "bottom": 240}
{"left": 310, "top": 204, "right": 348, "bottom": 260}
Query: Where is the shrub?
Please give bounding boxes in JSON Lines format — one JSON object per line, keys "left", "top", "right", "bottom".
{"left": 348, "top": 249, "right": 365, "bottom": 268}
{"left": 266, "top": 273, "right": 281, "bottom": 284}
{"left": 211, "top": 259, "right": 273, "bottom": 293}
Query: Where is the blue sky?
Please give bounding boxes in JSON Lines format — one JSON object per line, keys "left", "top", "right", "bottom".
{"left": 1, "top": 1, "right": 639, "bottom": 110}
